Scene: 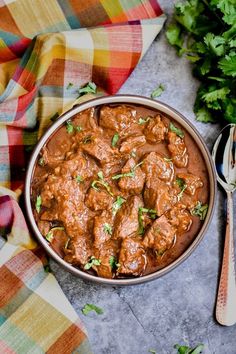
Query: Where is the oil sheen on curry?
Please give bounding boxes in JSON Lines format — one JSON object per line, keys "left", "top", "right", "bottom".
{"left": 32, "top": 104, "right": 209, "bottom": 279}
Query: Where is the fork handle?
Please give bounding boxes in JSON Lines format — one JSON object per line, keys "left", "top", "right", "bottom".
{"left": 216, "top": 191, "right": 236, "bottom": 326}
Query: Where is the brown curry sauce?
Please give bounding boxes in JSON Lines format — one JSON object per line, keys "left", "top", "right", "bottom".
{"left": 31, "top": 104, "right": 209, "bottom": 278}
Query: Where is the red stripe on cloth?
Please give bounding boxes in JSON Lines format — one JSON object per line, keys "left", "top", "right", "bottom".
{"left": 9, "top": 38, "right": 32, "bottom": 58}
{"left": 0, "top": 195, "right": 13, "bottom": 231}
{"left": 46, "top": 322, "right": 87, "bottom": 354}
{"left": 0, "top": 265, "right": 24, "bottom": 308}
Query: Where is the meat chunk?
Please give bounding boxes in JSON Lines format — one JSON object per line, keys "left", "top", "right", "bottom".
{"left": 85, "top": 188, "right": 113, "bottom": 211}
{"left": 118, "top": 237, "right": 147, "bottom": 276}
{"left": 166, "top": 205, "right": 192, "bottom": 234}
{"left": 177, "top": 173, "right": 203, "bottom": 196}
{"left": 144, "top": 115, "right": 167, "bottom": 143}
{"left": 113, "top": 196, "right": 143, "bottom": 239}
{"left": 167, "top": 131, "right": 188, "bottom": 168}
{"left": 143, "top": 215, "right": 176, "bottom": 255}
{"left": 142, "top": 152, "right": 174, "bottom": 183}
{"left": 93, "top": 211, "right": 113, "bottom": 248}
{"left": 118, "top": 158, "right": 145, "bottom": 195}
{"left": 94, "top": 240, "right": 119, "bottom": 278}
{"left": 119, "top": 135, "right": 146, "bottom": 154}
{"left": 81, "top": 136, "right": 116, "bottom": 165}
{"left": 55, "top": 151, "right": 95, "bottom": 179}
{"left": 144, "top": 177, "right": 177, "bottom": 216}
{"left": 99, "top": 105, "right": 136, "bottom": 132}
{"left": 37, "top": 220, "right": 51, "bottom": 236}
{"left": 64, "top": 234, "right": 92, "bottom": 266}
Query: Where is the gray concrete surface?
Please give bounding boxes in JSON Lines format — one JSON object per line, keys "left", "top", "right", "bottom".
{"left": 50, "top": 2, "right": 236, "bottom": 353}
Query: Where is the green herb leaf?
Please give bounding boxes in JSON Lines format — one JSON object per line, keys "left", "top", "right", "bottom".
{"left": 45, "top": 226, "right": 64, "bottom": 243}
{"left": 166, "top": 22, "right": 184, "bottom": 49}
{"left": 84, "top": 256, "right": 101, "bottom": 270}
{"left": 82, "top": 303, "right": 103, "bottom": 315}
{"left": 190, "top": 201, "right": 208, "bottom": 220}
{"left": 111, "top": 133, "right": 119, "bottom": 147}
{"left": 66, "top": 82, "right": 73, "bottom": 89}
{"left": 112, "top": 196, "right": 126, "bottom": 215}
{"left": 112, "top": 161, "right": 143, "bottom": 180}
{"left": 35, "top": 195, "right": 42, "bottom": 213}
{"left": 76, "top": 125, "right": 82, "bottom": 132}
{"left": 38, "top": 157, "right": 44, "bottom": 166}
{"left": 97, "top": 171, "right": 104, "bottom": 180}
{"left": 109, "top": 256, "right": 120, "bottom": 270}
{"left": 174, "top": 343, "right": 204, "bottom": 354}
{"left": 66, "top": 120, "right": 74, "bottom": 134}
{"left": 148, "top": 350, "right": 157, "bottom": 354}
{"left": 138, "top": 207, "right": 157, "bottom": 235}
{"left": 64, "top": 237, "right": 70, "bottom": 249}
{"left": 78, "top": 81, "right": 97, "bottom": 96}
{"left": 103, "top": 223, "right": 112, "bottom": 235}
{"left": 176, "top": 177, "right": 187, "bottom": 201}
{"left": 151, "top": 84, "right": 165, "bottom": 99}
{"left": 91, "top": 172, "right": 114, "bottom": 196}
{"left": 164, "top": 157, "right": 172, "bottom": 162}
{"left": 75, "top": 175, "right": 83, "bottom": 183}
{"left": 169, "top": 122, "right": 184, "bottom": 138}
{"left": 138, "top": 117, "right": 151, "bottom": 125}
{"left": 218, "top": 53, "right": 236, "bottom": 77}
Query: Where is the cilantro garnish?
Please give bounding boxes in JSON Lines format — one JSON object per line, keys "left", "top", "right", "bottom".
{"left": 91, "top": 171, "right": 113, "bottom": 196}
{"left": 138, "top": 117, "right": 151, "bottom": 125}
{"left": 169, "top": 122, "right": 184, "bottom": 138}
{"left": 190, "top": 201, "right": 208, "bottom": 221}
{"left": 109, "top": 256, "right": 120, "bottom": 270}
{"left": 138, "top": 207, "right": 157, "bottom": 235}
{"left": 166, "top": 1, "right": 236, "bottom": 124}
{"left": 83, "top": 135, "right": 92, "bottom": 144}
{"left": 112, "top": 196, "right": 126, "bottom": 215}
{"left": 176, "top": 177, "right": 187, "bottom": 201}
{"left": 64, "top": 237, "right": 70, "bottom": 249}
{"left": 38, "top": 157, "right": 44, "bottom": 166}
{"left": 174, "top": 343, "right": 204, "bottom": 354}
{"left": 84, "top": 256, "right": 101, "bottom": 270}
{"left": 66, "top": 120, "right": 74, "bottom": 134}
{"left": 112, "top": 161, "right": 143, "bottom": 180}
{"left": 151, "top": 84, "right": 165, "bottom": 98}
{"left": 164, "top": 157, "right": 172, "bottom": 162}
{"left": 78, "top": 82, "right": 97, "bottom": 97}
{"left": 111, "top": 133, "right": 119, "bottom": 147}
{"left": 35, "top": 195, "right": 42, "bottom": 213}
{"left": 148, "top": 350, "right": 156, "bottom": 354}
{"left": 82, "top": 303, "right": 103, "bottom": 315}
{"left": 75, "top": 175, "right": 83, "bottom": 183}
{"left": 103, "top": 223, "right": 112, "bottom": 235}
{"left": 45, "top": 227, "right": 64, "bottom": 243}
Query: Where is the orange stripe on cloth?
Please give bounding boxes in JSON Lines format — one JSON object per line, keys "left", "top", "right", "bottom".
{"left": 0, "top": 265, "right": 24, "bottom": 308}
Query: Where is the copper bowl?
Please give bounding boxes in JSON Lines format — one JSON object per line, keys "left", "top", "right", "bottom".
{"left": 25, "top": 95, "right": 216, "bottom": 285}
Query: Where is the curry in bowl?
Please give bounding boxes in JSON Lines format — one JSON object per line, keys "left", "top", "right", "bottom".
{"left": 31, "top": 103, "right": 209, "bottom": 279}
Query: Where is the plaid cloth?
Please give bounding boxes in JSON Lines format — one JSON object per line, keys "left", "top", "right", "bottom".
{"left": 0, "top": 1, "right": 166, "bottom": 353}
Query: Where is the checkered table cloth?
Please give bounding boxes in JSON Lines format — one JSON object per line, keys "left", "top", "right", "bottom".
{"left": 0, "top": 1, "right": 166, "bottom": 352}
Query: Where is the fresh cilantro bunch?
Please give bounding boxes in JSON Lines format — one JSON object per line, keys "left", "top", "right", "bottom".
{"left": 166, "top": 0, "right": 236, "bottom": 123}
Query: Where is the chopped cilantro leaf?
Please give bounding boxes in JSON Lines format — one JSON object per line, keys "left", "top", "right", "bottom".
{"left": 82, "top": 303, "right": 103, "bottom": 315}
{"left": 76, "top": 175, "right": 83, "bottom": 183}
{"left": 83, "top": 135, "right": 92, "bottom": 144}
{"left": 151, "top": 84, "right": 165, "bottom": 99}
{"left": 111, "top": 133, "right": 119, "bottom": 147}
{"left": 66, "top": 120, "right": 74, "bottom": 134}
{"left": 138, "top": 117, "right": 151, "bottom": 125}
{"left": 148, "top": 350, "right": 157, "bottom": 354}
{"left": 174, "top": 343, "right": 204, "bottom": 354}
{"left": 35, "top": 195, "right": 42, "bottom": 213}
{"left": 45, "top": 227, "right": 64, "bottom": 243}
{"left": 176, "top": 177, "right": 187, "bottom": 201}
{"left": 109, "top": 256, "right": 120, "bottom": 270}
{"left": 138, "top": 207, "right": 157, "bottom": 235}
{"left": 103, "top": 223, "right": 112, "bottom": 235}
{"left": 190, "top": 201, "right": 208, "bottom": 221}
{"left": 97, "top": 171, "right": 104, "bottom": 180}
{"left": 38, "top": 157, "right": 44, "bottom": 166}
{"left": 112, "top": 196, "right": 126, "bottom": 215}
{"left": 169, "top": 122, "right": 184, "bottom": 138}
{"left": 78, "top": 81, "right": 97, "bottom": 96}
{"left": 112, "top": 161, "right": 143, "bottom": 180}
{"left": 84, "top": 256, "right": 101, "bottom": 270}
